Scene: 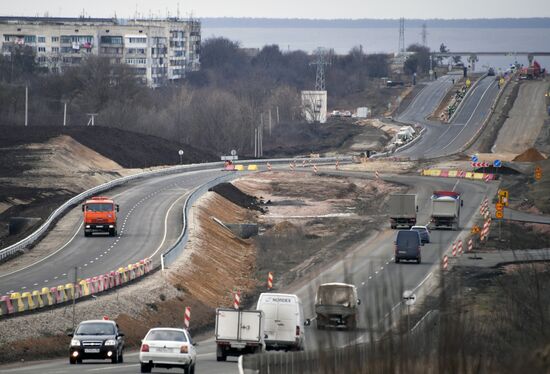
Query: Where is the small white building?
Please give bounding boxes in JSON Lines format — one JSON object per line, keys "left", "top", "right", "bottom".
{"left": 301, "top": 90, "right": 327, "bottom": 124}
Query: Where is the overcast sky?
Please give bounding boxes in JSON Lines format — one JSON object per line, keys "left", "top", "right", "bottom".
{"left": 1, "top": 0, "right": 549, "bottom": 19}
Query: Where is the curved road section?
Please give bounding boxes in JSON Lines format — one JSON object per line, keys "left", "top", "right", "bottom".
{"left": 396, "top": 74, "right": 499, "bottom": 159}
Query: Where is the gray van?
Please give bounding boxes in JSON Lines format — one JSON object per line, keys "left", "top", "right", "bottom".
{"left": 394, "top": 230, "right": 422, "bottom": 264}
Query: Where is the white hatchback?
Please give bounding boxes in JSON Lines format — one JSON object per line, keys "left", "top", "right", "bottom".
{"left": 140, "top": 328, "right": 197, "bottom": 374}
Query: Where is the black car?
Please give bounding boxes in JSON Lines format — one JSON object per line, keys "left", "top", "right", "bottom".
{"left": 394, "top": 230, "right": 422, "bottom": 264}
{"left": 68, "top": 319, "right": 125, "bottom": 364}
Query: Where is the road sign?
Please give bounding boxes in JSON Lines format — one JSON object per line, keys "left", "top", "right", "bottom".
{"left": 493, "top": 159, "right": 502, "bottom": 168}
{"left": 498, "top": 189, "right": 509, "bottom": 206}
{"left": 471, "top": 225, "right": 481, "bottom": 234}
{"left": 403, "top": 290, "right": 416, "bottom": 306}
{"left": 221, "top": 155, "right": 239, "bottom": 161}
{"left": 178, "top": 149, "right": 184, "bottom": 156}
{"left": 466, "top": 79, "right": 471, "bottom": 88}
{"left": 495, "top": 202, "right": 504, "bottom": 211}
{"left": 471, "top": 155, "right": 479, "bottom": 163}
{"left": 496, "top": 210, "right": 504, "bottom": 219}
{"left": 230, "top": 149, "right": 237, "bottom": 156}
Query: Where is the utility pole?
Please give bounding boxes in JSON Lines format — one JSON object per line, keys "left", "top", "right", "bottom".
{"left": 254, "top": 128, "right": 258, "bottom": 158}
{"left": 268, "top": 109, "right": 272, "bottom": 136}
{"left": 421, "top": 23, "right": 428, "bottom": 47}
{"left": 72, "top": 266, "right": 77, "bottom": 331}
{"left": 398, "top": 18, "right": 405, "bottom": 54}
{"left": 63, "top": 102, "right": 67, "bottom": 126}
{"left": 276, "top": 106, "right": 280, "bottom": 124}
{"left": 309, "top": 48, "right": 331, "bottom": 91}
{"left": 24, "top": 85, "right": 28, "bottom": 126}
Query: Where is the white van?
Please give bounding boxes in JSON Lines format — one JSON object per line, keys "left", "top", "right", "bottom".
{"left": 256, "top": 293, "right": 307, "bottom": 351}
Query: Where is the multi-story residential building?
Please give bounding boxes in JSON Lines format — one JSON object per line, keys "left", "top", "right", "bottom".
{"left": 0, "top": 16, "right": 201, "bottom": 87}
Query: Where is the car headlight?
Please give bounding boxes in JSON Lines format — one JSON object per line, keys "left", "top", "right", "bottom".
{"left": 71, "top": 339, "right": 80, "bottom": 346}
{"left": 104, "top": 339, "right": 117, "bottom": 346}
{"left": 85, "top": 225, "right": 90, "bottom": 228}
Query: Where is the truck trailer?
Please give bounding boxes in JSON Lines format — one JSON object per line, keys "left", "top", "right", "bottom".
{"left": 389, "top": 194, "right": 418, "bottom": 229}
{"left": 215, "top": 308, "right": 265, "bottom": 361}
{"left": 430, "top": 191, "right": 462, "bottom": 230}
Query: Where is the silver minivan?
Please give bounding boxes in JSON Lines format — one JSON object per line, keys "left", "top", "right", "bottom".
{"left": 256, "top": 293, "right": 306, "bottom": 351}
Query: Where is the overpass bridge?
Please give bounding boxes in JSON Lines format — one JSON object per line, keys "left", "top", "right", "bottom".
{"left": 431, "top": 51, "right": 550, "bottom": 71}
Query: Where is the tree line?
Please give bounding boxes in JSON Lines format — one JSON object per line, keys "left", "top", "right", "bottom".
{"left": 0, "top": 38, "right": 392, "bottom": 156}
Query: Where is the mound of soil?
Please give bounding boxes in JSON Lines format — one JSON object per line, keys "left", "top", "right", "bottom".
{"left": 210, "top": 183, "right": 262, "bottom": 211}
{"left": 0, "top": 126, "right": 217, "bottom": 168}
{"left": 513, "top": 147, "right": 547, "bottom": 162}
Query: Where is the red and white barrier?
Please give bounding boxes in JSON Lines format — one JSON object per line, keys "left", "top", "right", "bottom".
{"left": 471, "top": 162, "right": 490, "bottom": 168}
{"left": 468, "top": 238, "right": 473, "bottom": 252}
{"left": 442, "top": 255, "right": 449, "bottom": 270}
{"left": 289, "top": 163, "right": 295, "bottom": 171}
{"left": 375, "top": 171, "right": 380, "bottom": 180}
{"left": 267, "top": 272, "right": 273, "bottom": 290}
{"left": 267, "top": 162, "right": 272, "bottom": 171}
{"left": 0, "top": 295, "right": 14, "bottom": 315}
{"left": 452, "top": 242, "right": 457, "bottom": 257}
{"left": 457, "top": 240, "right": 463, "bottom": 255}
{"left": 302, "top": 160, "right": 306, "bottom": 167}
{"left": 233, "top": 291, "right": 241, "bottom": 310}
{"left": 184, "top": 306, "right": 191, "bottom": 329}
{"left": 313, "top": 165, "right": 318, "bottom": 174}
{"left": 335, "top": 160, "right": 340, "bottom": 170}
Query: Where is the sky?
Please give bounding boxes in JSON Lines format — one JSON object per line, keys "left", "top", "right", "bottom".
{"left": 1, "top": 0, "right": 550, "bottom": 19}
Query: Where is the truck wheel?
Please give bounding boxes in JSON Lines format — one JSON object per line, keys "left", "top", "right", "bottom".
{"left": 69, "top": 357, "right": 76, "bottom": 365}
{"left": 417, "top": 257, "right": 422, "bottom": 264}
{"left": 216, "top": 346, "right": 226, "bottom": 362}
{"left": 395, "top": 257, "right": 400, "bottom": 263}
{"left": 140, "top": 363, "right": 152, "bottom": 373}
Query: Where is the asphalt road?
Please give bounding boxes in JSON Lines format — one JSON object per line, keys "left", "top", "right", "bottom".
{"left": 0, "top": 169, "right": 228, "bottom": 295}
{"left": 1, "top": 172, "right": 498, "bottom": 374}
{"left": 396, "top": 74, "right": 499, "bottom": 159}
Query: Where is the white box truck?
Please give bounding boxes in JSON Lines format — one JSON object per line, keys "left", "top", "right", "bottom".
{"left": 389, "top": 194, "right": 418, "bottom": 229}
{"left": 256, "top": 293, "right": 308, "bottom": 351}
{"left": 215, "top": 308, "right": 265, "bottom": 361}
{"left": 430, "top": 191, "right": 462, "bottom": 230}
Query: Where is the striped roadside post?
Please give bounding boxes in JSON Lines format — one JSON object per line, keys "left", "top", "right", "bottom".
{"left": 233, "top": 291, "right": 241, "bottom": 310}
{"left": 267, "top": 162, "right": 272, "bottom": 171}
{"left": 267, "top": 272, "right": 273, "bottom": 290}
{"left": 335, "top": 160, "right": 340, "bottom": 170}
{"left": 313, "top": 165, "right": 318, "bottom": 174}
{"left": 468, "top": 238, "right": 473, "bottom": 252}
{"left": 375, "top": 171, "right": 380, "bottom": 179}
{"left": 452, "top": 242, "right": 457, "bottom": 257}
{"left": 457, "top": 240, "right": 463, "bottom": 255}
{"left": 442, "top": 255, "right": 449, "bottom": 270}
{"left": 184, "top": 307, "right": 191, "bottom": 329}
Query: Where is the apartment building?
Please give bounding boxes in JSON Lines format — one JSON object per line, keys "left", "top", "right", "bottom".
{"left": 0, "top": 16, "right": 201, "bottom": 87}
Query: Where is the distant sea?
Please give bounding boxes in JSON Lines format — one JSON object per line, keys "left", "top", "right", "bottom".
{"left": 202, "top": 26, "right": 550, "bottom": 72}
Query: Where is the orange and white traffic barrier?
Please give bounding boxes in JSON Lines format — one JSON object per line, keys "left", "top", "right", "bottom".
{"left": 375, "top": 171, "right": 380, "bottom": 179}
{"left": 457, "top": 240, "right": 463, "bottom": 255}
{"left": 118, "top": 267, "right": 128, "bottom": 283}
{"left": 233, "top": 291, "right": 241, "bottom": 310}
{"left": 127, "top": 264, "right": 136, "bottom": 281}
{"left": 184, "top": 306, "right": 191, "bottom": 329}
{"left": 267, "top": 162, "right": 272, "bottom": 171}
{"left": 65, "top": 283, "right": 76, "bottom": 300}
{"left": 144, "top": 258, "right": 153, "bottom": 273}
{"left": 452, "top": 242, "right": 457, "bottom": 257}
{"left": 302, "top": 160, "right": 306, "bottom": 167}
{"left": 335, "top": 160, "right": 340, "bottom": 170}
{"left": 289, "top": 162, "right": 295, "bottom": 171}
{"left": 442, "top": 255, "right": 449, "bottom": 270}
{"left": 313, "top": 164, "right": 318, "bottom": 174}
{"left": 468, "top": 238, "right": 473, "bottom": 252}
{"left": 0, "top": 295, "right": 14, "bottom": 315}
{"left": 267, "top": 272, "right": 273, "bottom": 290}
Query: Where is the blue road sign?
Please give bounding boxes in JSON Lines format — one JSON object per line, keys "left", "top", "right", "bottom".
{"left": 471, "top": 155, "right": 479, "bottom": 163}
{"left": 494, "top": 159, "right": 502, "bottom": 168}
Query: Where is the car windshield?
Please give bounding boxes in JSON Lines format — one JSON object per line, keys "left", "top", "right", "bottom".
{"left": 86, "top": 203, "right": 113, "bottom": 212}
{"left": 146, "top": 330, "right": 188, "bottom": 342}
{"left": 412, "top": 227, "right": 425, "bottom": 232}
{"left": 316, "top": 286, "right": 354, "bottom": 306}
{"left": 75, "top": 322, "right": 115, "bottom": 335}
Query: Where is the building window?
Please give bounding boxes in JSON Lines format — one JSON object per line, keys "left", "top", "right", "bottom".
{"left": 37, "top": 56, "right": 46, "bottom": 63}
{"left": 51, "top": 57, "right": 59, "bottom": 62}
{"left": 60, "top": 35, "right": 93, "bottom": 44}
{"left": 38, "top": 36, "right": 46, "bottom": 43}
{"left": 100, "top": 36, "right": 122, "bottom": 44}
{"left": 24, "top": 35, "right": 36, "bottom": 43}
{"left": 127, "top": 48, "right": 135, "bottom": 54}
{"left": 38, "top": 47, "right": 46, "bottom": 52}
{"left": 52, "top": 47, "right": 59, "bottom": 53}
{"left": 128, "top": 37, "right": 146, "bottom": 44}
{"left": 137, "top": 48, "right": 145, "bottom": 54}
{"left": 52, "top": 36, "right": 59, "bottom": 42}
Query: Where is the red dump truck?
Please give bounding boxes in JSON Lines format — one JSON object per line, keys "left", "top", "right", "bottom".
{"left": 82, "top": 196, "right": 119, "bottom": 237}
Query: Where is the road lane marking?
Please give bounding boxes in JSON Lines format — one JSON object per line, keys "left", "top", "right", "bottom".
{"left": 150, "top": 191, "right": 190, "bottom": 258}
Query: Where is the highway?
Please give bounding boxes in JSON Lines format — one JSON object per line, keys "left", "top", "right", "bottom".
{"left": 396, "top": 74, "right": 499, "bottom": 159}
{"left": 0, "top": 169, "right": 230, "bottom": 295}
{"left": 1, "top": 172, "right": 498, "bottom": 374}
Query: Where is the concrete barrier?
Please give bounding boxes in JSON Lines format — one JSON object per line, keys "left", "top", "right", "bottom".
{"left": 127, "top": 264, "right": 136, "bottom": 281}
{"left": 1, "top": 295, "right": 14, "bottom": 315}
{"left": 21, "top": 292, "right": 36, "bottom": 310}
{"left": 65, "top": 283, "right": 76, "bottom": 300}
{"left": 32, "top": 290, "right": 43, "bottom": 308}
{"left": 41, "top": 287, "right": 53, "bottom": 306}
{"left": 10, "top": 292, "right": 24, "bottom": 312}
{"left": 57, "top": 285, "right": 67, "bottom": 303}
{"left": 79, "top": 280, "right": 90, "bottom": 296}
{"left": 247, "top": 164, "right": 258, "bottom": 171}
